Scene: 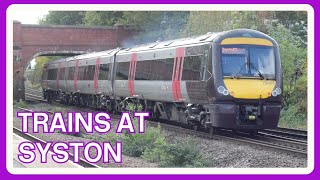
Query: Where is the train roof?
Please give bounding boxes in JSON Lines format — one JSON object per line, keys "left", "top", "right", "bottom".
{"left": 46, "top": 29, "right": 275, "bottom": 64}
{"left": 46, "top": 48, "right": 121, "bottom": 65}
{"left": 117, "top": 28, "right": 275, "bottom": 54}
{"left": 118, "top": 32, "right": 222, "bottom": 54}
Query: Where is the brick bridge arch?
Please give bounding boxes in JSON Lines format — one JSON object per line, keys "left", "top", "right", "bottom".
{"left": 13, "top": 21, "right": 138, "bottom": 100}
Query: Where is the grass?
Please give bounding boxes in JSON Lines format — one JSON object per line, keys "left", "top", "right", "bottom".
{"left": 278, "top": 105, "right": 307, "bottom": 130}
{"left": 15, "top": 101, "right": 29, "bottom": 109}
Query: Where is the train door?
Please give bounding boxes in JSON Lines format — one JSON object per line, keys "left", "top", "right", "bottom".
{"left": 172, "top": 47, "right": 185, "bottom": 102}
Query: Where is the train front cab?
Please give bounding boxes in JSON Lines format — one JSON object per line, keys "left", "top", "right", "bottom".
{"left": 207, "top": 29, "right": 283, "bottom": 130}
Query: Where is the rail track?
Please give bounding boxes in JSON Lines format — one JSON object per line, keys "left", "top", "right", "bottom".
{"left": 25, "top": 87, "right": 45, "bottom": 102}
{"left": 259, "top": 128, "right": 307, "bottom": 142}
{"left": 17, "top": 95, "right": 308, "bottom": 156}
{"left": 147, "top": 121, "right": 307, "bottom": 156}
{"left": 13, "top": 119, "right": 101, "bottom": 168}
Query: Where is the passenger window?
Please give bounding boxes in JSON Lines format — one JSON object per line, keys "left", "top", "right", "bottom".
{"left": 99, "top": 64, "right": 109, "bottom": 80}
{"left": 182, "top": 56, "right": 201, "bottom": 81}
{"left": 116, "top": 62, "right": 130, "bottom": 80}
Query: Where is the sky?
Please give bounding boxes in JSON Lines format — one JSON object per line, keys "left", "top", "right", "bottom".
{"left": 12, "top": 10, "right": 49, "bottom": 24}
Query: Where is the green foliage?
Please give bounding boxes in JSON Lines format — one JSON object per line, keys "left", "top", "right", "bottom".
{"left": 30, "top": 56, "right": 64, "bottom": 85}
{"left": 279, "top": 104, "right": 307, "bottom": 130}
{"left": 143, "top": 139, "right": 211, "bottom": 167}
{"left": 121, "top": 125, "right": 165, "bottom": 157}
{"left": 84, "top": 11, "right": 123, "bottom": 26}
{"left": 274, "top": 11, "right": 307, "bottom": 46}
{"left": 182, "top": 11, "right": 233, "bottom": 36}
{"left": 39, "top": 11, "right": 86, "bottom": 25}
{"left": 268, "top": 24, "right": 307, "bottom": 114}
{"left": 15, "top": 101, "right": 28, "bottom": 108}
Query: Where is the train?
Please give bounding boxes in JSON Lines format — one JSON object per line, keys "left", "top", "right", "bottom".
{"left": 41, "top": 29, "right": 282, "bottom": 133}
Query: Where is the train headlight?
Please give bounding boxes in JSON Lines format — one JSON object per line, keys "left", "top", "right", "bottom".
{"left": 223, "top": 89, "right": 229, "bottom": 96}
{"left": 271, "top": 91, "right": 277, "bottom": 97}
{"left": 275, "top": 87, "right": 282, "bottom": 95}
{"left": 217, "top": 86, "right": 229, "bottom": 96}
{"left": 272, "top": 87, "right": 282, "bottom": 97}
{"left": 217, "top": 86, "right": 225, "bottom": 94}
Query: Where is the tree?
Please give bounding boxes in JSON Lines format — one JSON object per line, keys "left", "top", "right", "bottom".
{"left": 182, "top": 11, "right": 233, "bottom": 36}
{"left": 118, "top": 11, "right": 189, "bottom": 45}
{"left": 84, "top": 11, "right": 124, "bottom": 26}
{"left": 38, "top": 11, "right": 86, "bottom": 25}
{"left": 268, "top": 24, "right": 307, "bottom": 108}
{"left": 274, "top": 11, "right": 307, "bottom": 47}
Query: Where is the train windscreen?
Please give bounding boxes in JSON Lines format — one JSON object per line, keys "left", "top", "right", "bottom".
{"left": 221, "top": 46, "right": 275, "bottom": 79}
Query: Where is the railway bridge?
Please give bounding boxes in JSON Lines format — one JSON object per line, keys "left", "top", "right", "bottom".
{"left": 13, "top": 20, "right": 137, "bottom": 100}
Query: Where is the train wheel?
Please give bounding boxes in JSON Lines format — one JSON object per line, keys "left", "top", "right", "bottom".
{"left": 193, "top": 124, "right": 200, "bottom": 131}
{"left": 209, "top": 127, "right": 217, "bottom": 134}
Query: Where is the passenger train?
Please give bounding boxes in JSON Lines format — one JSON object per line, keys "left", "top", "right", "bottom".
{"left": 41, "top": 29, "right": 283, "bottom": 133}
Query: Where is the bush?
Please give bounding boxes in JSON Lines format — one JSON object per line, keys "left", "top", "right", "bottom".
{"left": 143, "top": 139, "right": 212, "bottom": 167}
{"left": 279, "top": 104, "right": 307, "bottom": 130}
{"left": 122, "top": 102, "right": 212, "bottom": 167}
{"left": 121, "top": 125, "right": 165, "bottom": 157}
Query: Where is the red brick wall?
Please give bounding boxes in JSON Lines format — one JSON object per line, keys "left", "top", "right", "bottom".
{"left": 12, "top": 22, "right": 137, "bottom": 99}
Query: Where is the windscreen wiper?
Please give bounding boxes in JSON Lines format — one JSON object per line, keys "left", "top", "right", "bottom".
{"left": 233, "top": 61, "right": 248, "bottom": 79}
{"left": 249, "top": 62, "right": 265, "bottom": 79}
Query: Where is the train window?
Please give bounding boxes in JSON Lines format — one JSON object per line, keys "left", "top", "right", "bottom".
{"left": 135, "top": 58, "right": 174, "bottom": 81}
{"left": 68, "top": 67, "right": 75, "bottom": 80}
{"left": 78, "top": 66, "right": 85, "bottom": 80}
{"left": 47, "top": 69, "right": 57, "bottom": 80}
{"left": 83, "top": 65, "right": 95, "bottom": 80}
{"left": 116, "top": 62, "right": 130, "bottom": 80}
{"left": 182, "top": 56, "right": 201, "bottom": 81}
{"left": 135, "top": 60, "right": 151, "bottom": 80}
{"left": 59, "top": 68, "right": 65, "bottom": 80}
{"left": 99, "top": 64, "right": 109, "bottom": 80}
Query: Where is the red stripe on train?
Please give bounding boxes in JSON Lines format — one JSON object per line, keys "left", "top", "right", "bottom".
{"left": 128, "top": 53, "right": 137, "bottom": 97}
{"left": 172, "top": 48, "right": 184, "bottom": 102}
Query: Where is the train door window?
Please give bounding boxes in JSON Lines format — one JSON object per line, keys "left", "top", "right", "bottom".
{"left": 164, "top": 58, "right": 174, "bottom": 80}
{"left": 53, "top": 69, "right": 57, "bottom": 80}
{"left": 116, "top": 62, "right": 130, "bottom": 80}
{"left": 145, "top": 60, "right": 153, "bottom": 80}
{"left": 68, "top": 67, "right": 75, "bottom": 80}
{"left": 99, "top": 64, "right": 109, "bottom": 80}
{"left": 59, "top": 68, "right": 65, "bottom": 80}
{"left": 47, "top": 69, "right": 52, "bottom": 80}
{"left": 135, "top": 61, "right": 145, "bottom": 80}
{"left": 83, "top": 66, "right": 88, "bottom": 80}
{"left": 182, "top": 56, "right": 201, "bottom": 81}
